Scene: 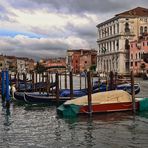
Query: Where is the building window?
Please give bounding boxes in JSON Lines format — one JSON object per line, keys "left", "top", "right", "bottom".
{"left": 139, "top": 52, "right": 141, "bottom": 59}
{"left": 140, "top": 26, "right": 143, "bottom": 34}
{"left": 144, "top": 26, "right": 147, "bottom": 33}
{"left": 85, "top": 61, "right": 87, "bottom": 64}
{"left": 131, "top": 54, "right": 133, "bottom": 59}
{"left": 131, "top": 62, "right": 133, "bottom": 66}
{"left": 135, "top": 62, "right": 137, "bottom": 66}
{"left": 113, "top": 24, "right": 116, "bottom": 34}
{"left": 110, "top": 26, "right": 112, "bottom": 35}
{"left": 110, "top": 41, "right": 112, "bottom": 51}
{"left": 125, "top": 39, "right": 130, "bottom": 50}
{"left": 117, "top": 23, "right": 119, "bottom": 33}
{"left": 116, "top": 40, "right": 119, "bottom": 50}
{"left": 136, "top": 53, "right": 137, "bottom": 59}
{"left": 113, "top": 41, "right": 115, "bottom": 51}
{"left": 125, "top": 22, "right": 130, "bottom": 33}
{"left": 143, "top": 42, "right": 145, "bottom": 46}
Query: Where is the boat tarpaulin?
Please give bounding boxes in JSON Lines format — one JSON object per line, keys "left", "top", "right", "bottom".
{"left": 57, "top": 104, "right": 80, "bottom": 117}
{"left": 139, "top": 98, "right": 148, "bottom": 111}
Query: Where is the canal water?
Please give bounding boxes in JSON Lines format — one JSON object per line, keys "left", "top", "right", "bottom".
{"left": 0, "top": 78, "right": 148, "bottom": 148}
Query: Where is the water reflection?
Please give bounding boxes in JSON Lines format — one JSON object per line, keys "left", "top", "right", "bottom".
{"left": 1, "top": 103, "right": 148, "bottom": 148}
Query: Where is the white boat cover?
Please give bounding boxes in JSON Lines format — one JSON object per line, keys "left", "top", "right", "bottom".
{"left": 64, "top": 90, "right": 132, "bottom": 106}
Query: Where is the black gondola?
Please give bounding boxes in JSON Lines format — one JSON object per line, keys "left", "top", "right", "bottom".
{"left": 24, "top": 93, "right": 71, "bottom": 104}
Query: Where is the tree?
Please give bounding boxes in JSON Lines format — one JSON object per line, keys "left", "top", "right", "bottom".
{"left": 89, "top": 65, "right": 96, "bottom": 71}
{"left": 35, "top": 62, "right": 46, "bottom": 73}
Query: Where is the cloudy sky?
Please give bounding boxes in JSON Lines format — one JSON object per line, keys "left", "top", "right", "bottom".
{"left": 0, "top": 0, "right": 147, "bottom": 60}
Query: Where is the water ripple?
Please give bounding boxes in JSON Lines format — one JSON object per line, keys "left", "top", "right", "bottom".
{"left": 0, "top": 103, "right": 148, "bottom": 148}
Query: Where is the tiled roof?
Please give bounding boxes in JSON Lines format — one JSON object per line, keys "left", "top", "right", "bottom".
{"left": 97, "top": 7, "right": 148, "bottom": 27}
{"left": 116, "top": 7, "right": 148, "bottom": 17}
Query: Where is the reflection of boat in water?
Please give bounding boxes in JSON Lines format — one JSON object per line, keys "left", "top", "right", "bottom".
{"left": 65, "top": 111, "right": 134, "bottom": 123}
{"left": 57, "top": 90, "right": 148, "bottom": 117}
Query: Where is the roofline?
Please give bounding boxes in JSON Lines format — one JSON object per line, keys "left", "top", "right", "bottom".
{"left": 96, "top": 7, "right": 148, "bottom": 28}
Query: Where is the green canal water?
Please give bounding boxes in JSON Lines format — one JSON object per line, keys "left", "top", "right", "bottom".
{"left": 0, "top": 78, "right": 148, "bottom": 148}
{"left": 0, "top": 103, "right": 148, "bottom": 148}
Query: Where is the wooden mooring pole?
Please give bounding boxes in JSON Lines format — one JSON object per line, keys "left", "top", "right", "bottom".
{"left": 109, "top": 71, "right": 114, "bottom": 90}
{"left": 69, "top": 71, "right": 73, "bottom": 99}
{"left": 23, "top": 73, "right": 27, "bottom": 91}
{"left": 17, "top": 73, "right": 20, "bottom": 91}
{"left": 55, "top": 72, "right": 59, "bottom": 105}
{"left": 79, "top": 73, "right": 81, "bottom": 90}
{"left": 46, "top": 72, "right": 50, "bottom": 96}
{"left": 131, "top": 70, "right": 136, "bottom": 113}
{"left": 32, "top": 72, "right": 35, "bottom": 92}
{"left": 87, "top": 71, "right": 92, "bottom": 116}
{"left": 64, "top": 70, "right": 67, "bottom": 89}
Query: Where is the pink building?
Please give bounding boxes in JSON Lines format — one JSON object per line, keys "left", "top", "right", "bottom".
{"left": 67, "top": 49, "right": 97, "bottom": 74}
{"left": 130, "top": 34, "right": 148, "bottom": 75}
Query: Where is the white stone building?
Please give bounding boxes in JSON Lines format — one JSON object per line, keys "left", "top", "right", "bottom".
{"left": 17, "top": 58, "right": 27, "bottom": 74}
{"left": 96, "top": 7, "right": 148, "bottom": 74}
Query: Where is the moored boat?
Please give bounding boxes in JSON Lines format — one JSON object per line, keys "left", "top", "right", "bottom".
{"left": 57, "top": 90, "right": 148, "bottom": 117}
{"left": 93, "top": 82, "right": 140, "bottom": 95}
{"left": 24, "top": 93, "right": 71, "bottom": 104}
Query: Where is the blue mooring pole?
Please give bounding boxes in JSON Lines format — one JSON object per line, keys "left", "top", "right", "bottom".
{"left": 1, "top": 71, "right": 5, "bottom": 105}
{"left": 5, "top": 70, "right": 10, "bottom": 115}
{"left": 5, "top": 70, "right": 10, "bottom": 101}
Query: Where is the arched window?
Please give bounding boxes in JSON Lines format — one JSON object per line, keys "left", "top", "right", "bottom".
{"left": 139, "top": 52, "right": 141, "bottom": 59}
{"left": 140, "top": 26, "right": 143, "bottom": 34}
{"left": 136, "top": 53, "right": 137, "bottom": 59}
{"left": 125, "top": 39, "right": 130, "bottom": 50}
{"left": 125, "top": 22, "right": 130, "bottom": 32}
{"left": 144, "top": 26, "right": 147, "bottom": 33}
{"left": 117, "top": 23, "right": 119, "bottom": 33}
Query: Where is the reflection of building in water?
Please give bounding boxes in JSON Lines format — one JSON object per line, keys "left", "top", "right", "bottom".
{"left": 96, "top": 7, "right": 148, "bottom": 74}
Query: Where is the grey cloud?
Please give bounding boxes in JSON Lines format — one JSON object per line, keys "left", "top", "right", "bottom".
{"left": 30, "top": 26, "right": 67, "bottom": 38}
{"left": 0, "top": 3, "right": 17, "bottom": 22}
{"left": 12, "top": 0, "right": 148, "bottom": 14}
{"left": 67, "top": 22, "right": 96, "bottom": 38}
{"left": 0, "top": 36, "right": 69, "bottom": 60}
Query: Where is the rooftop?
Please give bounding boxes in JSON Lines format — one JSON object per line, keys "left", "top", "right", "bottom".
{"left": 97, "top": 7, "right": 148, "bottom": 28}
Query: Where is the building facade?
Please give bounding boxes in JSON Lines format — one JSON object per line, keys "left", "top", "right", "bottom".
{"left": 0, "top": 55, "right": 5, "bottom": 72}
{"left": 130, "top": 34, "right": 148, "bottom": 75}
{"left": 40, "top": 58, "right": 66, "bottom": 72}
{"left": 96, "top": 7, "right": 148, "bottom": 74}
{"left": 67, "top": 49, "right": 97, "bottom": 73}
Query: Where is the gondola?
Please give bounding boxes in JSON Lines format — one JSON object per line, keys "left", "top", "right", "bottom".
{"left": 17, "top": 81, "right": 56, "bottom": 92}
{"left": 13, "top": 91, "right": 71, "bottom": 104}
{"left": 24, "top": 93, "right": 71, "bottom": 104}
{"left": 93, "top": 82, "right": 140, "bottom": 95}
{"left": 13, "top": 91, "right": 25, "bottom": 102}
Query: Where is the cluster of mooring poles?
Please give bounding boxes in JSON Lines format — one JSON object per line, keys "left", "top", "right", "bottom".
{"left": 0, "top": 69, "right": 136, "bottom": 115}
{"left": 1, "top": 70, "right": 11, "bottom": 115}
